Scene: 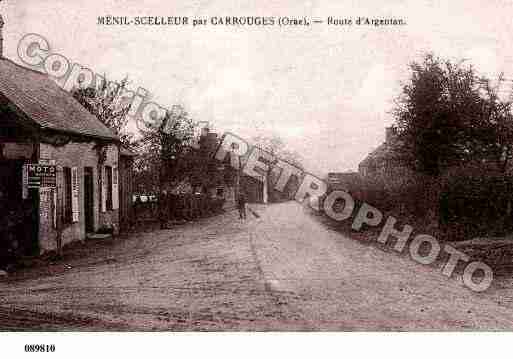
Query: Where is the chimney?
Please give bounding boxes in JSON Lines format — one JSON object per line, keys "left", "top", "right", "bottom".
{"left": 0, "top": 15, "right": 4, "bottom": 58}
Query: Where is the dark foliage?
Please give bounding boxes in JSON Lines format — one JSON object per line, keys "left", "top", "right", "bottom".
{"left": 393, "top": 54, "right": 513, "bottom": 176}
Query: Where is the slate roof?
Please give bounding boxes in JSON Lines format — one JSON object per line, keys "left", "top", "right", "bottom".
{"left": 359, "top": 139, "right": 405, "bottom": 167}
{"left": 360, "top": 143, "right": 387, "bottom": 166}
{"left": 0, "top": 58, "right": 118, "bottom": 140}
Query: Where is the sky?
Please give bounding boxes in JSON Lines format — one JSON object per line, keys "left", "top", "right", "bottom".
{"left": 2, "top": 0, "right": 513, "bottom": 176}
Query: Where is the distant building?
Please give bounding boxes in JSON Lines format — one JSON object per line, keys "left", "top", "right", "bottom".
{"left": 196, "top": 128, "right": 237, "bottom": 209}
{"left": 326, "top": 171, "right": 361, "bottom": 190}
{"left": 358, "top": 126, "right": 413, "bottom": 186}
{"left": 241, "top": 174, "right": 266, "bottom": 203}
{"left": 198, "top": 129, "right": 271, "bottom": 205}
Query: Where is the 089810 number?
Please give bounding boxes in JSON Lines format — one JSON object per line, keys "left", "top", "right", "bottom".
{"left": 24, "top": 344, "right": 56, "bottom": 353}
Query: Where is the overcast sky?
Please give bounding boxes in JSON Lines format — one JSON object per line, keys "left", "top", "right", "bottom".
{"left": 3, "top": 0, "right": 513, "bottom": 175}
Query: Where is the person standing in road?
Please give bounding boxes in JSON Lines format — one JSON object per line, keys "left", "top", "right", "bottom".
{"left": 237, "top": 192, "right": 247, "bottom": 220}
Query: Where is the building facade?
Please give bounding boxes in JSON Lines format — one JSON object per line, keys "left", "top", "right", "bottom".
{"left": 325, "top": 171, "right": 363, "bottom": 197}
{"left": 37, "top": 141, "right": 120, "bottom": 252}
{"left": 0, "top": 21, "right": 132, "bottom": 262}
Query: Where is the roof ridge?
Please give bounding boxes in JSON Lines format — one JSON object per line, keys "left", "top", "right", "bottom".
{"left": 0, "top": 57, "right": 49, "bottom": 77}
{"left": 0, "top": 57, "right": 119, "bottom": 141}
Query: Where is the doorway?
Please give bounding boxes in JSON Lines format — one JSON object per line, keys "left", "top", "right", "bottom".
{"left": 84, "top": 167, "right": 94, "bottom": 233}
{"left": 0, "top": 159, "right": 39, "bottom": 264}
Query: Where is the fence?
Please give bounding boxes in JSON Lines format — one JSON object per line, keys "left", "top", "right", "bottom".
{"left": 133, "top": 194, "right": 226, "bottom": 224}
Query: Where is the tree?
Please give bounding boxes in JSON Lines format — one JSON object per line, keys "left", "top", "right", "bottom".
{"left": 137, "top": 106, "right": 195, "bottom": 194}
{"left": 477, "top": 76, "right": 513, "bottom": 172}
{"left": 252, "top": 134, "right": 304, "bottom": 169}
{"left": 251, "top": 134, "right": 304, "bottom": 202}
{"left": 187, "top": 129, "right": 233, "bottom": 194}
{"left": 393, "top": 54, "right": 513, "bottom": 176}
{"left": 392, "top": 54, "right": 491, "bottom": 176}
{"left": 72, "top": 77, "right": 135, "bottom": 148}
{"left": 392, "top": 53, "right": 513, "bottom": 230}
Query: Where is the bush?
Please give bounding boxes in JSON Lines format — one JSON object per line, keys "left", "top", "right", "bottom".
{"left": 439, "top": 165, "right": 513, "bottom": 240}
{"left": 320, "top": 165, "right": 513, "bottom": 242}
{"left": 354, "top": 174, "right": 433, "bottom": 220}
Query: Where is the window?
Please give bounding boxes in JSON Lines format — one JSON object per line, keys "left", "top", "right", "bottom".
{"left": 106, "top": 166, "right": 113, "bottom": 210}
{"left": 63, "top": 167, "right": 72, "bottom": 224}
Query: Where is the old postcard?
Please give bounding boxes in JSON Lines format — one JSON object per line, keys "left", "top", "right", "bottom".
{"left": 1, "top": 0, "right": 512, "bottom": 357}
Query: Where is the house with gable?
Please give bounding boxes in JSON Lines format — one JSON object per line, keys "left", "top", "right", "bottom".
{"left": 0, "top": 16, "right": 133, "bottom": 263}
{"left": 358, "top": 126, "right": 414, "bottom": 187}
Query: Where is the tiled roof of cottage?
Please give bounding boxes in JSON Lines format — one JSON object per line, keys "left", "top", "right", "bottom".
{"left": 0, "top": 58, "right": 118, "bottom": 140}
{"left": 359, "top": 141, "right": 403, "bottom": 167}
{"left": 360, "top": 143, "right": 386, "bottom": 166}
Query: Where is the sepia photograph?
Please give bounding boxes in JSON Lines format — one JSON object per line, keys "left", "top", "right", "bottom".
{"left": 1, "top": 0, "right": 513, "bottom": 356}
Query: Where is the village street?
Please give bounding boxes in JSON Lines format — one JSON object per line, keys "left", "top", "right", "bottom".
{"left": 2, "top": 201, "right": 513, "bottom": 331}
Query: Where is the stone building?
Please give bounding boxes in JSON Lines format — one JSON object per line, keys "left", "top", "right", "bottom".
{"left": 0, "top": 19, "right": 132, "bottom": 260}
{"left": 196, "top": 128, "right": 273, "bottom": 205}
{"left": 196, "top": 128, "right": 235, "bottom": 206}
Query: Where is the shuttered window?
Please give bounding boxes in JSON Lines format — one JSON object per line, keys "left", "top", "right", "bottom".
{"left": 106, "top": 166, "right": 113, "bottom": 211}
{"left": 101, "top": 166, "right": 106, "bottom": 213}
{"left": 71, "top": 167, "right": 79, "bottom": 222}
{"left": 63, "top": 167, "right": 72, "bottom": 224}
{"left": 112, "top": 167, "right": 119, "bottom": 210}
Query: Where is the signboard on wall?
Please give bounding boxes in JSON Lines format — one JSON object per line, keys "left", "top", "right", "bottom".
{"left": 25, "top": 164, "right": 57, "bottom": 189}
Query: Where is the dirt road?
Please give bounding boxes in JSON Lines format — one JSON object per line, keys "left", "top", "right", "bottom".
{"left": 1, "top": 202, "right": 513, "bottom": 330}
